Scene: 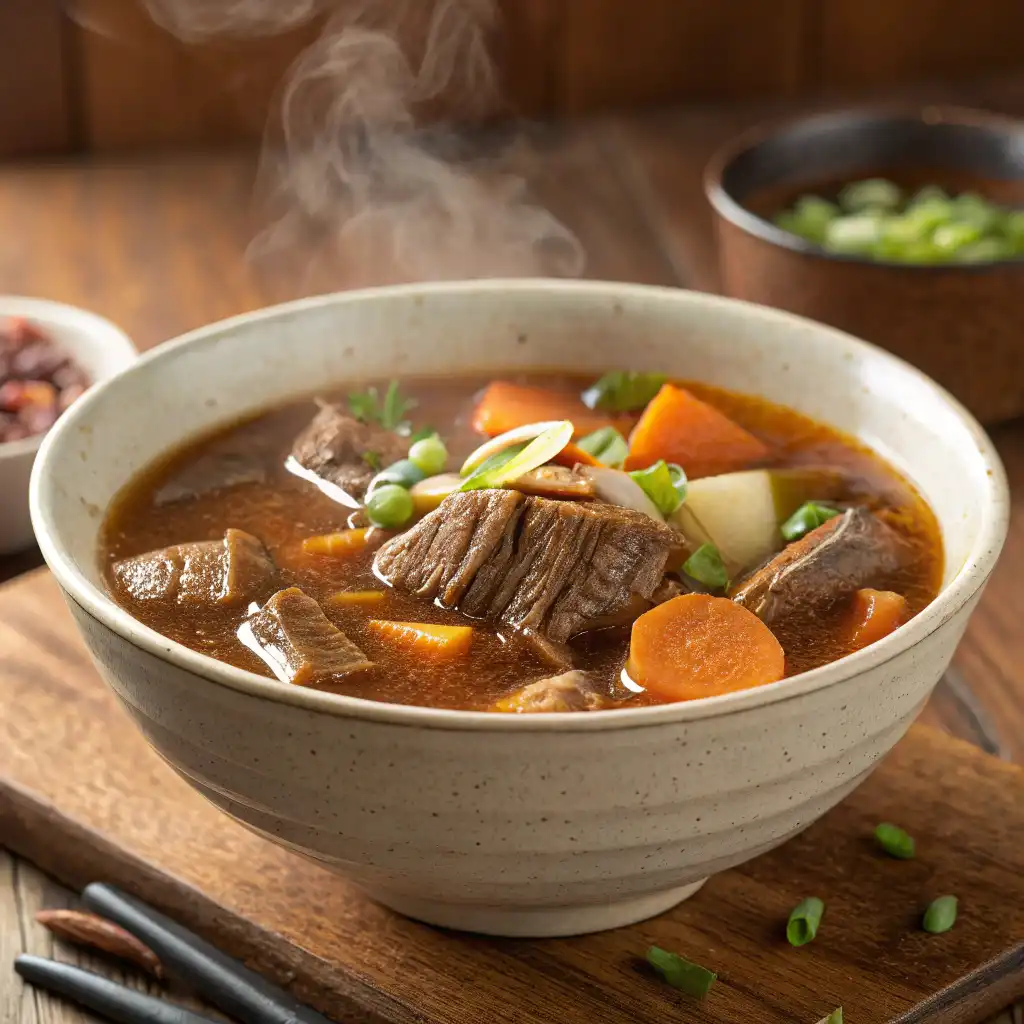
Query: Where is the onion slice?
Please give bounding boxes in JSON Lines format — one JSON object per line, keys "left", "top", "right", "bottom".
{"left": 461, "top": 422, "right": 574, "bottom": 492}
{"left": 461, "top": 420, "right": 570, "bottom": 476}
{"left": 577, "top": 465, "right": 665, "bottom": 522}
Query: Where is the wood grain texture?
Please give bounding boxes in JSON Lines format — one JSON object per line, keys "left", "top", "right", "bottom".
{"left": 558, "top": 0, "right": 808, "bottom": 115}
{"left": 815, "top": 0, "right": 1024, "bottom": 93}
{"left": 0, "top": 573, "right": 1022, "bottom": 1024}
{"left": 0, "top": 0, "right": 72, "bottom": 157}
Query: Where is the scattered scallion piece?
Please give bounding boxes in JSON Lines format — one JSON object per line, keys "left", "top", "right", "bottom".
{"left": 410, "top": 425, "right": 438, "bottom": 443}
{"left": 577, "top": 425, "right": 629, "bottom": 467}
{"left": 781, "top": 501, "right": 841, "bottom": 542}
{"left": 361, "top": 450, "right": 382, "bottom": 472}
{"left": 787, "top": 896, "right": 825, "bottom": 946}
{"left": 922, "top": 895, "right": 958, "bottom": 934}
{"left": 460, "top": 420, "right": 566, "bottom": 476}
{"left": 365, "top": 484, "right": 414, "bottom": 529}
{"left": 839, "top": 177, "right": 903, "bottom": 213}
{"left": 582, "top": 371, "right": 666, "bottom": 413}
{"left": 348, "top": 380, "right": 418, "bottom": 433}
{"left": 874, "top": 822, "right": 916, "bottom": 859}
{"left": 408, "top": 434, "right": 448, "bottom": 476}
{"left": 368, "top": 458, "right": 425, "bottom": 494}
{"left": 682, "top": 543, "right": 728, "bottom": 591}
{"left": 817, "top": 1009, "right": 843, "bottom": 1024}
{"left": 645, "top": 946, "right": 717, "bottom": 999}
{"left": 459, "top": 444, "right": 527, "bottom": 490}
{"left": 628, "top": 460, "right": 688, "bottom": 516}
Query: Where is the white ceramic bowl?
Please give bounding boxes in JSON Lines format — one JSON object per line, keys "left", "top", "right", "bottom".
{"left": 0, "top": 297, "right": 136, "bottom": 555}
{"left": 30, "top": 281, "right": 1008, "bottom": 937}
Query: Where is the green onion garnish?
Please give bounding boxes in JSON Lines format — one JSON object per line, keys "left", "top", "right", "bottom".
{"left": 786, "top": 896, "right": 825, "bottom": 946}
{"left": 459, "top": 444, "right": 527, "bottom": 490}
{"left": 683, "top": 543, "right": 728, "bottom": 591}
{"left": 817, "top": 1009, "right": 844, "bottom": 1024}
{"left": 367, "top": 458, "right": 425, "bottom": 494}
{"left": 348, "top": 380, "right": 418, "bottom": 433}
{"left": 874, "top": 822, "right": 915, "bottom": 859}
{"left": 645, "top": 946, "right": 717, "bottom": 999}
{"left": 582, "top": 371, "right": 666, "bottom": 413}
{"left": 838, "top": 178, "right": 903, "bottom": 213}
{"left": 628, "top": 460, "right": 687, "bottom": 516}
{"left": 922, "top": 895, "right": 958, "bottom": 934}
{"left": 577, "top": 426, "right": 629, "bottom": 467}
{"left": 781, "top": 501, "right": 841, "bottom": 542}
{"left": 461, "top": 422, "right": 574, "bottom": 492}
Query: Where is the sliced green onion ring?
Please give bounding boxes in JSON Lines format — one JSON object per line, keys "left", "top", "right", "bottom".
{"left": 460, "top": 422, "right": 574, "bottom": 491}
{"left": 874, "top": 822, "right": 916, "bottom": 859}
{"left": 787, "top": 896, "right": 825, "bottom": 946}
{"left": 645, "top": 946, "right": 717, "bottom": 999}
{"left": 461, "top": 420, "right": 569, "bottom": 476}
{"left": 922, "top": 895, "right": 958, "bottom": 934}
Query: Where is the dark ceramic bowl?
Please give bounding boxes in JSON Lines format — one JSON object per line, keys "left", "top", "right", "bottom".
{"left": 705, "top": 106, "right": 1024, "bottom": 424}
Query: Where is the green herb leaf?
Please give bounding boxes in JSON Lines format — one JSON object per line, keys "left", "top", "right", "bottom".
{"left": 577, "top": 426, "right": 629, "bottom": 467}
{"left": 410, "top": 425, "right": 438, "bottom": 443}
{"left": 361, "top": 450, "right": 382, "bottom": 472}
{"left": 459, "top": 444, "right": 528, "bottom": 491}
{"left": 874, "top": 822, "right": 916, "bottom": 860}
{"left": 645, "top": 946, "right": 717, "bottom": 999}
{"left": 817, "top": 1009, "right": 843, "bottom": 1024}
{"left": 347, "top": 380, "right": 417, "bottom": 433}
{"left": 628, "top": 460, "right": 687, "bottom": 516}
{"left": 582, "top": 371, "right": 666, "bottom": 413}
{"left": 683, "top": 543, "right": 729, "bottom": 591}
{"left": 922, "top": 895, "right": 958, "bottom": 934}
{"left": 787, "top": 896, "right": 825, "bottom": 946}
{"left": 781, "top": 501, "right": 841, "bottom": 542}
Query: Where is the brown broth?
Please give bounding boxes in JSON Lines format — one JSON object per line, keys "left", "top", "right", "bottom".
{"left": 100, "top": 373, "right": 943, "bottom": 710}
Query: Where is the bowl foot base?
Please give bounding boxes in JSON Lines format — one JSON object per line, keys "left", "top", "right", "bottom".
{"left": 370, "top": 877, "right": 709, "bottom": 937}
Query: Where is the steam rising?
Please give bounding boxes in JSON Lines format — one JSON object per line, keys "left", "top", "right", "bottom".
{"left": 139, "top": 0, "right": 585, "bottom": 280}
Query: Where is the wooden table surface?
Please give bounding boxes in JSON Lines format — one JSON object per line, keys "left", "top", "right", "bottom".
{"left": 2, "top": 89, "right": 1024, "bottom": 1023}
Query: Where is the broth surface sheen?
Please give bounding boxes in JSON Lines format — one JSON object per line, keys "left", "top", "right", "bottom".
{"left": 101, "top": 373, "right": 943, "bottom": 711}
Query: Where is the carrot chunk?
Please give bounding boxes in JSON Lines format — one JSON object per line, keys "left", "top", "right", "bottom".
{"left": 471, "top": 381, "right": 622, "bottom": 439}
{"left": 367, "top": 620, "right": 474, "bottom": 658}
{"left": 551, "top": 441, "right": 601, "bottom": 468}
{"left": 329, "top": 590, "right": 386, "bottom": 607}
{"left": 847, "top": 589, "right": 908, "bottom": 650}
{"left": 624, "top": 383, "right": 770, "bottom": 479}
{"left": 627, "top": 594, "right": 785, "bottom": 701}
{"left": 302, "top": 528, "right": 372, "bottom": 556}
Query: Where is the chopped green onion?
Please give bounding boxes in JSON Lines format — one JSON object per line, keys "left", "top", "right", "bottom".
{"left": 787, "top": 896, "right": 825, "bottom": 946}
{"left": 577, "top": 426, "right": 629, "bottom": 467}
{"left": 953, "top": 237, "right": 1013, "bottom": 263}
{"left": 408, "top": 434, "right": 448, "bottom": 476}
{"left": 874, "top": 822, "right": 915, "bottom": 859}
{"left": 645, "top": 946, "right": 717, "bottom": 999}
{"left": 582, "top": 371, "right": 666, "bottom": 413}
{"left": 628, "top": 460, "right": 687, "bottom": 516}
{"left": 922, "top": 895, "right": 958, "bottom": 934}
{"left": 838, "top": 178, "right": 903, "bottom": 213}
{"left": 348, "top": 380, "right": 417, "bottom": 433}
{"left": 361, "top": 450, "right": 382, "bottom": 472}
{"left": 461, "top": 423, "right": 574, "bottom": 492}
{"left": 817, "top": 1009, "right": 843, "bottom": 1024}
{"left": 774, "top": 196, "right": 840, "bottom": 243}
{"left": 461, "top": 420, "right": 567, "bottom": 476}
{"left": 460, "top": 444, "right": 527, "bottom": 490}
{"left": 683, "top": 543, "right": 728, "bottom": 591}
{"left": 365, "top": 484, "right": 414, "bottom": 529}
{"left": 781, "top": 501, "right": 841, "bottom": 542}
{"left": 933, "top": 221, "right": 982, "bottom": 252}
{"left": 410, "top": 425, "right": 437, "bottom": 443}
{"left": 368, "top": 458, "right": 425, "bottom": 493}
{"left": 825, "top": 214, "right": 883, "bottom": 254}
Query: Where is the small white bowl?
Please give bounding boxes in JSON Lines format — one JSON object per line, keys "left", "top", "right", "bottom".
{"left": 29, "top": 281, "right": 1008, "bottom": 937}
{"left": 0, "top": 298, "right": 136, "bottom": 555}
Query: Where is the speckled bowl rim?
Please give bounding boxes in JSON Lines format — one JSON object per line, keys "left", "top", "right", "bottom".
{"left": 704, "top": 104, "right": 1024, "bottom": 271}
{"left": 30, "top": 280, "right": 1009, "bottom": 732}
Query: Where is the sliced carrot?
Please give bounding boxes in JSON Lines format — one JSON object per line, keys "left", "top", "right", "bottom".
{"left": 367, "top": 620, "right": 474, "bottom": 658}
{"left": 847, "top": 589, "right": 908, "bottom": 650}
{"left": 471, "top": 381, "right": 624, "bottom": 440}
{"left": 623, "top": 383, "right": 770, "bottom": 479}
{"left": 551, "top": 441, "right": 601, "bottom": 468}
{"left": 627, "top": 594, "right": 785, "bottom": 701}
{"left": 302, "top": 528, "right": 372, "bottom": 556}
{"left": 329, "top": 589, "right": 386, "bottom": 607}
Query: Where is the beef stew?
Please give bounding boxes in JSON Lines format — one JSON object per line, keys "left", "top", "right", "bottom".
{"left": 100, "top": 372, "right": 942, "bottom": 712}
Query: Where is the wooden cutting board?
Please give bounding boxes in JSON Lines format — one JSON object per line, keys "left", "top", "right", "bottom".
{"left": 1, "top": 569, "right": 1023, "bottom": 1024}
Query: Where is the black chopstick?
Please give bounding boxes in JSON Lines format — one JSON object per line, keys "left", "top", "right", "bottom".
{"left": 15, "top": 956, "right": 221, "bottom": 1024}
{"left": 82, "top": 884, "right": 334, "bottom": 1024}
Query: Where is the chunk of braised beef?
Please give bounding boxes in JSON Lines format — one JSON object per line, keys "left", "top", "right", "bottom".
{"left": 289, "top": 402, "right": 408, "bottom": 504}
{"left": 492, "top": 670, "right": 606, "bottom": 713}
{"left": 373, "top": 490, "right": 676, "bottom": 642}
{"left": 242, "top": 587, "right": 373, "bottom": 686}
{"left": 112, "top": 528, "right": 275, "bottom": 606}
{"left": 730, "top": 507, "right": 904, "bottom": 623}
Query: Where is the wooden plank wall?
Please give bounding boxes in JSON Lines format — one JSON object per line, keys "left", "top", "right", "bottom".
{"left": 3, "top": 0, "right": 1024, "bottom": 156}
